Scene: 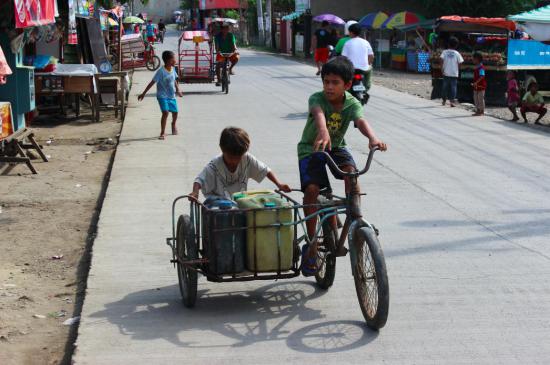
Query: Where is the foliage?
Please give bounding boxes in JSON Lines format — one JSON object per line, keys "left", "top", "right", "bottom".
{"left": 421, "top": 0, "right": 537, "bottom": 18}
{"left": 225, "top": 10, "right": 240, "bottom": 19}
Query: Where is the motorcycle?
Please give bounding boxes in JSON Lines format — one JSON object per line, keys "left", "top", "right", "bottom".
{"left": 349, "top": 70, "right": 370, "bottom": 105}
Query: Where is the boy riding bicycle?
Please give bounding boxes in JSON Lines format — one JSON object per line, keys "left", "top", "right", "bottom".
{"left": 298, "top": 56, "right": 387, "bottom": 276}
{"left": 215, "top": 24, "right": 239, "bottom": 86}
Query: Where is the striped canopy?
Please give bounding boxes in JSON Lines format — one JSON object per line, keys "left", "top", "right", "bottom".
{"left": 358, "top": 12, "right": 389, "bottom": 29}
{"left": 382, "top": 11, "right": 425, "bottom": 29}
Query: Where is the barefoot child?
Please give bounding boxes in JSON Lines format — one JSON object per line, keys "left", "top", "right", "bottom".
{"left": 138, "top": 51, "right": 183, "bottom": 139}
{"left": 506, "top": 71, "right": 520, "bottom": 121}
{"left": 190, "top": 127, "right": 291, "bottom": 200}
{"left": 471, "top": 52, "right": 486, "bottom": 116}
{"left": 297, "top": 56, "right": 387, "bottom": 276}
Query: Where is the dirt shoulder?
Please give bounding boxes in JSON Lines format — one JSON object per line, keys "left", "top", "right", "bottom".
{"left": 0, "top": 105, "right": 122, "bottom": 364}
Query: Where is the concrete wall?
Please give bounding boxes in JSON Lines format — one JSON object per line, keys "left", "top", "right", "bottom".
{"left": 310, "top": 0, "right": 428, "bottom": 20}
{"left": 133, "top": 0, "right": 181, "bottom": 23}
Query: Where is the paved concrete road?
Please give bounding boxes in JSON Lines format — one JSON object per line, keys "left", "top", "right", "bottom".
{"left": 74, "top": 30, "right": 550, "bottom": 364}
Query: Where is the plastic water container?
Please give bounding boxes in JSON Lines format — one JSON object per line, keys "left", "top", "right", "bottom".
{"left": 233, "top": 190, "right": 294, "bottom": 272}
{"left": 203, "top": 198, "right": 246, "bottom": 275}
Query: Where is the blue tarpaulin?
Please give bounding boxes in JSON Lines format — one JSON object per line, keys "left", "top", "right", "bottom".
{"left": 507, "top": 39, "right": 550, "bottom": 69}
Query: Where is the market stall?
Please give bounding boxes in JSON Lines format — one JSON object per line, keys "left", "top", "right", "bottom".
{"left": 430, "top": 16, "right": 519, "bottom": 105}
{"left": 381, "top": 11, "right": 426, "bottom": 71}
{"left": 394, "top": 19, "right": 435, "bottom": 73}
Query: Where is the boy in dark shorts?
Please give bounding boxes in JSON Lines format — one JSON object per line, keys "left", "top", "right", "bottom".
{"left": 298, "top": 56, "right": 387, "bottom": 276}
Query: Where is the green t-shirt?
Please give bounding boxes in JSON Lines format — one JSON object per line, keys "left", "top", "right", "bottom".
{"left": 523, "top": 91, "right": 544, "bottom": 105}
{"left": 334, "top": 36, "right": 350, "bottom": 55}
{"left": 297, "top": 91, "right": 363, "bottom": 160}
{"left": 215, "top": 33, "right": 237, "bottom": 53}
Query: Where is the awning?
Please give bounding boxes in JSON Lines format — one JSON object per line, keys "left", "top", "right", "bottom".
{"left": 508, "top": 5, "right": 550, "bottom": 23}
{"left": 282, "top": 11, "right": 304, "bottom": 21}
{"left": 14, "top": 0, "right": 56, "bottom": 28}
{"left": 198, "top": 0, "right": 247, "bottom": 10}
{"left": 508, "top": 5, "right": 550, "bottom": 42}
{"left": 437, "top": 16, "right": 516, "bottom": 34}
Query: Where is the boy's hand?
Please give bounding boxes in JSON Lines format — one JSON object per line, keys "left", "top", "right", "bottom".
{"left": 314, "top": 128, "right": 332, "bottom": 152}
{"left": 277, "top": 183, "right": 292, "bottom": 193}
{"left": 138, "top": 93, "right": 145, "bottom": 101}
{"left": 176, "top": 91, "right": 183, "bottom": 97}
{"left": 188, "top": 191, "right": 199, "bottom": 201}
{"left": 369, "top": 138, "right": 388, "bottom": 151}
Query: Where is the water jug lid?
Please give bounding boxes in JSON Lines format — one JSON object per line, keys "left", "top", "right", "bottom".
{"left": 218, "top": 200, "right": 234, "bottom": 209}
{"left": 233, "top": 193, "right": 245, "bottom": 200}
{"left": 264, "top": 202, "right": 276, "bottom": 208}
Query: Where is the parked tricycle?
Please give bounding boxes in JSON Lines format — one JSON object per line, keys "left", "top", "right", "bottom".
{"left": 165, "top": 148, "right": 390, "bottom": 330}
{"left": 120, "top": 33, "right": 160, "bottom": 71}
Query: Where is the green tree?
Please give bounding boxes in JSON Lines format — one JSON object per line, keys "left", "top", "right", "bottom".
{"left": 422, "top": 0, "right": 537, "bottom": 18}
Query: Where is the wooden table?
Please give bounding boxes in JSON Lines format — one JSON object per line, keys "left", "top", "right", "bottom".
{"left": 97, "top": 71, "right": 129, "bottom": 121}
{"left": 35, "top": 74, "right": 100, "bottom": 122}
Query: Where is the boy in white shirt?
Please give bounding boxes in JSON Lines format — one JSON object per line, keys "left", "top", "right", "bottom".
{"left": 440, "top": 37, "right": 464, "bottom": 107}
{"left": 190, "top": 127, "right": 291, "bottom": 201}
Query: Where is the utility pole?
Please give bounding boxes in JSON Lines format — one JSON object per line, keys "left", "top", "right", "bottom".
{"left": 256, "top": 0, "right": 264, "bottom": 45}
{"left": 265, "top": 0, "right": 272, "bottom": 47}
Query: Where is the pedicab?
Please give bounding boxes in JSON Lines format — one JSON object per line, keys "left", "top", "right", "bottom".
{"left": 177, "top": 30, "right": 232, "bottom": 93}
{"left": 165, "top": 148, "right": 390, "bottom": 330}
{"left": 120, "top": 33, "right": 160, "bottom": 71}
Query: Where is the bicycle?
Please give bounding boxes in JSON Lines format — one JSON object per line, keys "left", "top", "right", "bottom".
{"left": 218, "top": 52, "right": 233, "bottom": 94}
{"left": 166, "top": 147, "right": 389, "bottom": 330}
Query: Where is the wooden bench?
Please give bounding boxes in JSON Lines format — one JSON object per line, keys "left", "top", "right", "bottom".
{"left": 0, "top": 128, "right": 49, "bottom": 174}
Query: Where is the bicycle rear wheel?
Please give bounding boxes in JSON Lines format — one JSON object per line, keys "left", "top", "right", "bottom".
{"left": 146, "top": 55, "right": 161, "bottom": 71}
{"left": 176, "top": 214, "right": 198, "bottom": 308}
{"left": 353, "top": 226, "right": 389, "bottom": 329}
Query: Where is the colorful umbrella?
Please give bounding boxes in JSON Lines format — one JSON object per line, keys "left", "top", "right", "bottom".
{"left": 382, "top": 11, "right": 424, "bottom": 29}
{"left": 358, "top": 12, "right": 389, "bottom": 29}
{"left": 313, "top": 14, "right": 345, "bottom": 25}
{"left": 123, "top": 16, "right": 144, "bottom": 24}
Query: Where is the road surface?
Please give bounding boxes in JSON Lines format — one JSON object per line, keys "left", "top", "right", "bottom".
{"left": 74, "top": 30, "right": 550, "bottom": 364}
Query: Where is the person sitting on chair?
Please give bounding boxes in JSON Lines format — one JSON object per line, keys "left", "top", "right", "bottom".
{"left": 215, "top": 24, "right": 239, "bottom": 86}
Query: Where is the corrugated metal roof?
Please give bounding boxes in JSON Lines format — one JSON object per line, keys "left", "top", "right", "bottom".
{"left": 508, "top": 5, "right": 550, "bottom": 23}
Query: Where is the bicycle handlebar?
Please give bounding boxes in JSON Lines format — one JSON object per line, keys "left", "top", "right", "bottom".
{"left": 321, "top": 147, "right": 380, "bottom": 177}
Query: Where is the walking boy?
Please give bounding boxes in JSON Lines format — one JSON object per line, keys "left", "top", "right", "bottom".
{"left": 440, "top": 37, "right": 463, "bottom": 107}
{"left": 312, "top": 21, "right": 331, "bottom": 76}
{"left": 471, "top": 52, "right": 486, "bottom": 116}
{"left": 190, "top": 127, "right": 291, "bottom": 200}
{"left": 298, "top": 56, "right": 387, "bottom": 275}
{"left": 138, "top": 51, "right": 183, "bottom": 140}
{"left": 521, "top": 82, "right": 547, "bottom": 124}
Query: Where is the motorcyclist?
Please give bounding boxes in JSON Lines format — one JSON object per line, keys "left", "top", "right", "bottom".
{"left": 334, "top": 20, "right": 357, "bottom": 56}
{"left": 342, "top": 23, "right": 374, "bottom": 95}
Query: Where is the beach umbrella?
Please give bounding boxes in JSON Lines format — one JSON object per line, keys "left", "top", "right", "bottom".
{"left": 123, "top": 16, "right": 145, "bottom": 24}
{"left": 313, "top": 14, "right": 345, "bottom": 25}
{"left": 358, "top": 11, "right": 389, "bottom": 29}
{"left": 382, "top": 11, "right": 424, "bottom": 29}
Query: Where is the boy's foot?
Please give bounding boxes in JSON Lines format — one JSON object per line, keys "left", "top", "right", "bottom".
{"left": 215, "top": 82, "right": 221, "bottom": 87}
{"left": 315, "top": 70, "right": 321, "bottom": 76}
{"left": 230, "top": 69, "right": 235, "bottom": 75}
{"left": 524, "top": 119, "right": 529, "bottom": 124}
{"left": 158, "top": 135, "right": 165, "bottom": 140}
{"left": 300, "top": 244, "right": 319, "bottom": 277}
{"left": 172, "top": 125, "right": 178, "bottom": 135}
{"left": 441, "top": 100, "right": 446, "bottom": 106}
{"left": 472, "top": 112, "right": 482, "bottom": 116}
{"left": 512, "top": 116, "right": 520, "bottom": 121}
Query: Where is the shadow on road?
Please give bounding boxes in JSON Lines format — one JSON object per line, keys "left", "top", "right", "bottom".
{"left": 283, "top": 112, "right": 308, "bottom": 120}
{"left": 88, "top": 281, "right": 377, "bottom": 353}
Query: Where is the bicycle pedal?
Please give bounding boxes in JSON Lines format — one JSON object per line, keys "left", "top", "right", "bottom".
{"left": 335, "top": 246, "right": 348, "bottom": 257}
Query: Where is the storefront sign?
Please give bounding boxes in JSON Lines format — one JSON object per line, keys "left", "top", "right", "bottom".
{"left": 295, "top": 0, "right": 310, "bottom": 12}
{"left": 508, "top": 39, "right": 550, "bottom": 69}
{"left": 199, "top": 0, "right": 246, "bottom": 10}
{"left": 14, "top": 0, "right": 56, "bottom": 28}
{"left": 68, "top": 0, "right": 78, "bottom": 44}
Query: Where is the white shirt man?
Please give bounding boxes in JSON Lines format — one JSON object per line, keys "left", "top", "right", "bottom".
{"left": 440, "top": 49, "right": 464, "bottom": 77}
{"left": 342, "top": 37, "right": 374, "bottom": 71}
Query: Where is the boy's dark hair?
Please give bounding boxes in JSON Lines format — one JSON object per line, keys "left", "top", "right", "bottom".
{"left": 162, "top": 50, "right": 175, "bottom": 64}
{"left": 473, "top": 52, "right": 483, "bottom": 62}
{"left": 348, "top": 23, "right": 361, "bottom": 36}
{"left": 220, "top": 127, "right": 250, "bottom": 156}
{"left": 321, "top": 56, "right": 354, "bottom": 84}
{"left": 322, "top": 20, "right": 329, "bottom": 27}
{"left": 529, "top": 81, "right": 538, "bottom": 90}
{"left": 448, "top": 36, "right": 459, "bottom": 49}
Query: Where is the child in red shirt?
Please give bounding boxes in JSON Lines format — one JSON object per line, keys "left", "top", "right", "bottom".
{"left": 471, "top": 52, "right": 487, "bottom": 116}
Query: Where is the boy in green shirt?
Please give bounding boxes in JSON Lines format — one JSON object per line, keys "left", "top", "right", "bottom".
{"left": 520, "top": 82, "right": 547, "bottom": 125}
{"left": 298, "top": 56, "right": 387, "bottom": 275}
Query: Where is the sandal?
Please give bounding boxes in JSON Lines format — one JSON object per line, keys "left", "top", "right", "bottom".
{"left": 158, "top": 135, "right": 165, "bottom": 140}
{"left": 300, "top": 244, "right": 319, "bottom": 277}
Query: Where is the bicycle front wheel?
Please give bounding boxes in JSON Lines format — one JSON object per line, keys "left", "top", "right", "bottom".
{"left": 353, "top": 226, "right": 389, "bottom": 330}
{"left": 146, "top": 55, "right": 161, "bottom": 71}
